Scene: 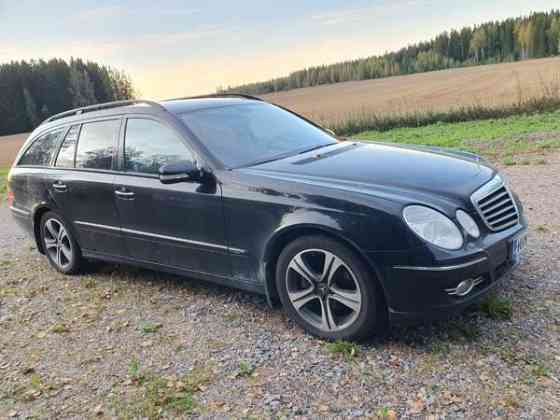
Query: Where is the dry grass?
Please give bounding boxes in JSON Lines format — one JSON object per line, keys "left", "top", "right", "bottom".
{"left": 263, "top": 57, "right": 560, "bottom": 126}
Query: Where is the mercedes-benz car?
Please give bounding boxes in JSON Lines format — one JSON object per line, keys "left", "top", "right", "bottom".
{"left": 7, "top": 94, "right": 528, "bottom": 340}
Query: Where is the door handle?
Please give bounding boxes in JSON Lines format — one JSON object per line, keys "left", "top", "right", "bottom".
{"left": 52, "top": 182, "right": 68, "bottom": 192}
{"left": 115, "top": 190, "right": 135, "bottom": 199}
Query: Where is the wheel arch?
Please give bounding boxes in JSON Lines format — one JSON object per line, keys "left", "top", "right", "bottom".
{"left": 261, "top": 224, "right": 388, "bottom": 307}
{"left": 32, "top": 205, "right": 53, "bottom": 254}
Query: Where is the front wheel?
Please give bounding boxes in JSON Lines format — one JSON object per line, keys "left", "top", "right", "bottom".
{"left": 276, "top": 235, "right": 385, "bottom": 341}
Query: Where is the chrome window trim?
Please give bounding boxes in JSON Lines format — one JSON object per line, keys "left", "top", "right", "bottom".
{"left": 74, "top": 220, "right": 246, "bottom": 255}
{"left": 393, "top": 256, "right": 487, "bottom": 271}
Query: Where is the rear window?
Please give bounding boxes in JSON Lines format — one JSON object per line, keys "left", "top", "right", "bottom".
{"left": 18, "top": 129, "right": 65, "bottom": 166}
{"left": 75, "top": 120, "right": 120, "bottom": 170}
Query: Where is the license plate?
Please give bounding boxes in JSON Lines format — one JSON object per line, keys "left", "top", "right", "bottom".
{"left": 511, "top": 234, "right": 527, "bottom": 265}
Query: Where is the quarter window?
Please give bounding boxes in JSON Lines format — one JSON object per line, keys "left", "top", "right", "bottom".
{"left": 75, "top": 120, "right": 120, "bottom": 170}
{"left": 124, "top": 119, "right": 192, "bottom": 174}
{"left": 55, "top": 125, "right": 80, "bottom": 168}
{"left": 18, "top": 129, "right": 64, "bottom": 166}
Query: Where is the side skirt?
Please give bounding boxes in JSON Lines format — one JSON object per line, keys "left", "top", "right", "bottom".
{"left": 82, "top": 250, "right": 266, "bottom": 295}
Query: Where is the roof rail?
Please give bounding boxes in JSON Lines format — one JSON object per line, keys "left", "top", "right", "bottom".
{"left": 163, "top": 93, "right": 264, "bottom": 102}
{"left": 41, "top": 99, "right": 165, "bottom": 125}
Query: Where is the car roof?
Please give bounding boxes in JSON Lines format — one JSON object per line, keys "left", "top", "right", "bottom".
{"left": 35, "top": 95, "right": 264, "bottom": 133}
{"left": 160, "top": 97, "right": 262, "bottom": 114}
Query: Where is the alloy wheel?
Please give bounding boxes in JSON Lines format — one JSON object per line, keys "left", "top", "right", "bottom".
{"left": 285, "top": 248, "right": 362, "bottom": 332}
{"left": 43, "top": 218, "right": 73, "bottom": 270}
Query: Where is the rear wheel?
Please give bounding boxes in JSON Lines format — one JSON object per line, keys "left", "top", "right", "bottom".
{"left": 40, "top": 211, "right": 82, "bottom": 274}
{"left": 276, "top": 235, "right": 385, "bottom": 341}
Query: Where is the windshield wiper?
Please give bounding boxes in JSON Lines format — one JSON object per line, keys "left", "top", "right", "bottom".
{"left": 235, "top": 150, "right": 304, "bottom": 169}
{"left": 235, "top": 143, "right": 336, "bottom": 169}
{"left": 297, "top": 143, "right": 335, "bottom": 155}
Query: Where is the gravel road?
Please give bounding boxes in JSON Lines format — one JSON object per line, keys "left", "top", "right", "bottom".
{"left": 0, "top": 156, "right": 559, "bottom": 419}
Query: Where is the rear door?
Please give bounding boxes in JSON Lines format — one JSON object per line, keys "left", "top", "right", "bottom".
{"left": 51, "top": 119, "right": 126, "bottom": 257}
{"left": 113, "top": 117, "right": 230, "bottom": 277}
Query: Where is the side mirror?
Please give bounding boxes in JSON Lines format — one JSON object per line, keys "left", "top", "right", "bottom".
{"left": 159, "top": 161, "right": 200, "bottom": 184}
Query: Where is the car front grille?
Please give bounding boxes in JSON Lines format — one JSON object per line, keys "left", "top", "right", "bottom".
{"left": 471, "top": 176, "right": 519, "bottom": 232}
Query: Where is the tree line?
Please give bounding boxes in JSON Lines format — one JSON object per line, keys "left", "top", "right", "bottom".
{"left": 220, "top": 10, "right": 560, "bottom": 95}
{"left": 0, "top": 58, "right": 135, "bottom": 135}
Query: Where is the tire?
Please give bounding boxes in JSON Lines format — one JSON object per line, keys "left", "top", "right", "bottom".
{"left": 40, "top": 211, "right": 83, "bottom": 274}
{"left": 276, "top": 235, "right": 386, "bottom": 341}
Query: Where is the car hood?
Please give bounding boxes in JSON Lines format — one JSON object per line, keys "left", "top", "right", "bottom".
{"left": 242, "top": 141, "right": 495, "bottom": 206}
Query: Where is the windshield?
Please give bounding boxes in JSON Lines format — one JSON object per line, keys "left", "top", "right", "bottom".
{"left": 180, "top": 102, "right": 336, "bottom": 168}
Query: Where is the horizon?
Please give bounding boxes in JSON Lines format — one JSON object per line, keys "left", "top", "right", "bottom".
{"left": 1, "top": 0, "right": 558, "bottom": 99}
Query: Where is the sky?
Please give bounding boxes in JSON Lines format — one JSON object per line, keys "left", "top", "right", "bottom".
{"left": 0, "top": 0, "right": 558, "bottom": 99}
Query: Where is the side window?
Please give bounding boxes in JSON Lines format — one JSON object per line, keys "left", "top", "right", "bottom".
{"left": 18, "top": 129, "right": 64, "bottom": 166}
{"left": 75, "top": 120, "right": 120, "bottom": 170}
{"left": 55, "top": 125, "right": 80, "bottom": 168}
{"left": 124, "top": 119, "right": 193, "bottom": 174}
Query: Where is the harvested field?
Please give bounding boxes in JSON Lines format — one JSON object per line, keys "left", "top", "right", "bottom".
{"left": 263, "top": 57, "right": 560, "bottom": 125}
{"left": 0, "top": 133, "right": 28, "bottom": 168}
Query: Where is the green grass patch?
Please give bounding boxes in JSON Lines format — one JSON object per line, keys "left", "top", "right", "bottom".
{"left": 326, "top": 340, "right": 359, "bottom": 361}
{"left": 479, "top": 294, "right": 513, "bottom": 320}
{"left": 0, "top": 168, "right": 9, "bottom": 199}
{"left": 140, "top": 321, "right": 163, "bottom": 335}
{"left": 353, "top": 111, "right": 560, "bottom": 161}
{"left": 117, "top": 360, "right": 212, "bottom": 419}
{"left": 236, "top": 361, "right": 255, "bottom": 378}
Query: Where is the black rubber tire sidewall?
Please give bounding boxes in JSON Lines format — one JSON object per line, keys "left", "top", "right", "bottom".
{"left": 276, "top": 235, "right": 381, "bottom": 341}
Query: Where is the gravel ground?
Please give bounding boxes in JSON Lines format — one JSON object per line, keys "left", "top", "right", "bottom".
{"left": 0, "top": 156, "right": 559, "bottom": 420}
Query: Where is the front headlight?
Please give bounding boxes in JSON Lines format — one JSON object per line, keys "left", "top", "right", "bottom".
{"left": 403, "top": 205, "right": 464, "bottom": 250}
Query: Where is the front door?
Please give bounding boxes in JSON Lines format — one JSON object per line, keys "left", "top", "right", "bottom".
{"left": 51, "top": 120, "right": 125, "bottom": 257}
{"left": 113, "top": 117, "right": 231, "bottom": 278}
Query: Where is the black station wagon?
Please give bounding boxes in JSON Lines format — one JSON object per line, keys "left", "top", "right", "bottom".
{"left": 8, "top": 95, "right": 528, "bottom": 340}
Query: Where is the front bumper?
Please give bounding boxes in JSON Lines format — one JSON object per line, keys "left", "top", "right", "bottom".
{"left": 370, "top": 216, "right": 528, "bottom": 325}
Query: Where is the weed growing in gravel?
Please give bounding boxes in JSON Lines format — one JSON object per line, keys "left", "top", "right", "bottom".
{"left": 529, "top": 361, "right": 551, "bottom": 378}
{"left": 535, "top": 224, "right": 549, "bottom": 233}
{"left": 503, "top": 156, "right": 516, "bottom": 166}
{"left": 140, "top": 321, "right": 163, "bottom": 334}
{"left": 479, "top": 294, "right": 513, "bottom": 320}
{"left": 118, "top": 362, "right": 213, "bottom": 418}
{"left": 376, "top": 406, "right": 397, "bottom": 419}
{"left": 326, "top": 340, "right": 359, "bottom": 361}
{"left": 50, "top": 323, "right": 69, "bottom": 334}
{"left": 128, "top": 358, "right": 144, "bottom": 384}
{"left": 445, "top": 319, "right": 480, "bottom": 341}
{"left": 236, "top": 361, "right": 255, "bottom": 378}
{"left": 81, "top": 278, "right": 97, "bottom": 289}
{"left": 430, "top": 340, "right": 451, "bottom": 355}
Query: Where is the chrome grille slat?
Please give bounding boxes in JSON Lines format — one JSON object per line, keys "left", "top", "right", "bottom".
{"left": 485, "top": 205, "right": 515, "bottom": 221}
{"left": 479, "top": 190, "right": 509, "bottom": 209}
{"left": 488, "top": 211, "right": 517, "bottom": 226}
{"left": 495, "top": 219, "right": 518, "bottom": 230}
{"left": 471, "top": 176, "right": 519, "bottom": 232}
{"left": 480, "top": 197, "right": 511, "bottom": 213}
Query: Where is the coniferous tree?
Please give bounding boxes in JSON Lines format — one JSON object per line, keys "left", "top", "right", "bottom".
{"left": 0, "top": 58, "right": 135, "bottom": 135}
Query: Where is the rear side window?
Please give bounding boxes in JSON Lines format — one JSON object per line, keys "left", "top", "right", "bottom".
{"left": 55, "top": 125, "right": 80, "bottom": 168}
{"left": 18, "top": 129, "right": 64, "bottom": 166}
{"left": 124, "top": 118, "right": 192, "bottom": 174}
{"left": 75, "top": 120, "right": 120, "bottom": 170}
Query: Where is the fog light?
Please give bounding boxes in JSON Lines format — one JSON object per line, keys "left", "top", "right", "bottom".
{"left": 445, "top": 277, "right": 484, "bottom": 296}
